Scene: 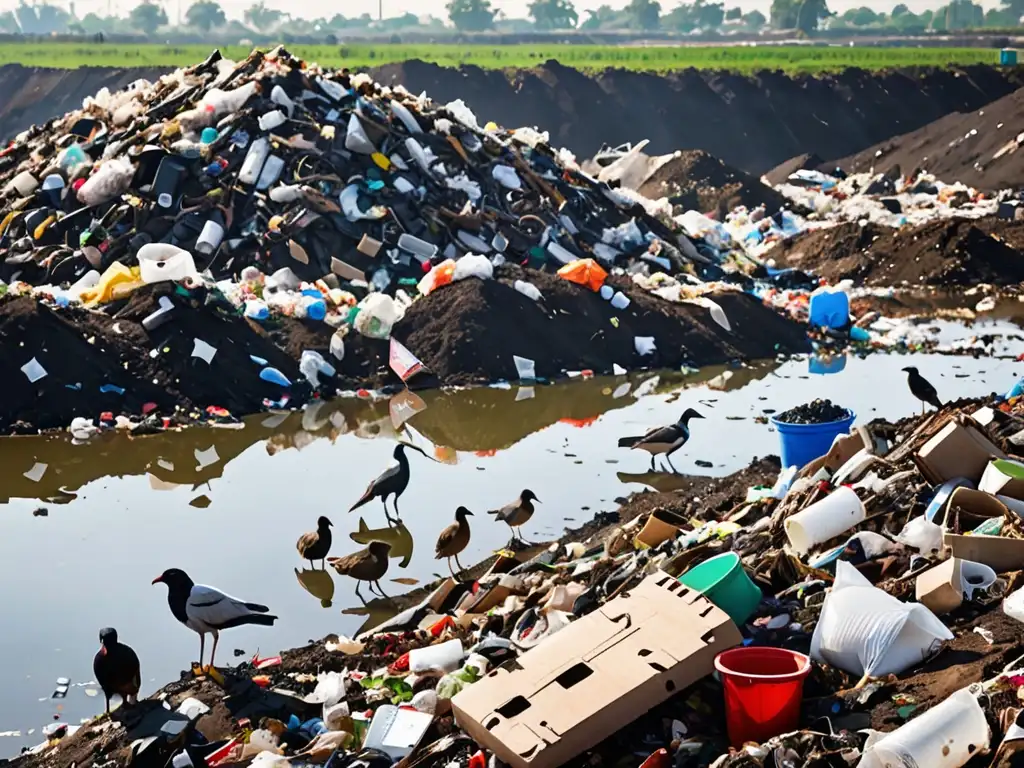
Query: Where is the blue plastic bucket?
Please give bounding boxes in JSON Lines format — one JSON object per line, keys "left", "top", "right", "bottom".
{"left": 1001, "top": 48, "right": 1017, "bottom": 66}
{"left": 770, "top": 410, "right": 855, "bottom": 470}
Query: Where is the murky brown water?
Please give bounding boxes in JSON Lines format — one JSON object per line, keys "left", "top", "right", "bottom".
{"left": 1, "top": 318, "right": 1022, "bottom": 755}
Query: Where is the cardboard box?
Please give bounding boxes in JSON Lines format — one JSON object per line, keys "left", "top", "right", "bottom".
{"left": 915, "top": 558, "right": 964, "bottom": 615}
{"left": 634, "top": 509, "right": 688, "bottom": 549}
{"left": 943, "top": 533, "right": 1024, "bottom": 573}
{"left": 914, "top": 419, "right": 1005, "bottom": 485}
{"left": 451, "top": 572, "right": 741, "bottom": 768}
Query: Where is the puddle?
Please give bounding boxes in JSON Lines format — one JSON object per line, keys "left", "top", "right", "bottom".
{"left": 0, "top": 333, "right": 1022, "bottom": 753}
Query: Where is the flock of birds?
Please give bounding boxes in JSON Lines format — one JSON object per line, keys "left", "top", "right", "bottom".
{"left": 91, "top": 366, "right": 944, "bottom": 716}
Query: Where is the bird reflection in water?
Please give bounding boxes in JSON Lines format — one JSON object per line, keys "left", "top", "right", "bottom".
{"left": 349, "top": 517, "right": 414, "bottom": 567}
{"left": 294, "top": 567, "right": 336, "bottom": 608}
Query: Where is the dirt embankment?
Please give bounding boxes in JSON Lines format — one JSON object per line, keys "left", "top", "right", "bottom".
{"left": 0, "top": 267, "right": 808, "bottom": 434}
{"left": 829, "top": 84, "right": 1024, "bottom": 190}
{"left": 371, "top": 60, "right": 1024, "bottom": 174}
{"left": 767, "top": 217, "right": 1024, "bottom": 286}
{"left": 1, "top": 62, "right": 1022, "bottom": 176}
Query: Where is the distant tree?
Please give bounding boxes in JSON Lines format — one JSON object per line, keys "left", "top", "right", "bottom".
{"left": 944, "top": 0, "right": 982, "bottom": 28}
{"left": 625, "top": 0, "right": 661, "bottom": 28}
{"left": 528, "top": 0, "right": 578, "bottom": 28}
{"left": 129, "top": 1, "right": 167, "bottom": 33}
{"left": 795, "top": 0, "right": 829, "bottom": 32}
{"left": 984, "top": 5, "right": 1018, "bottom": 24}
{"left": 580, "top": 3, "right": 619, "bottom": 27}
{"left": 185, "top": 0, "right": 226, "bottom": 30}
{"left": 664, "top": 0, "right": 723, "bottom": 30}
{"left": 770, "top": 0, "right": 799, "bottom": 27}
{"left": 446, "top": 0, "right": 497, "bottom": 30}
{"left": 0, "top": 9, "right": 18, "bottom": 31}
{"left": 15, "top": 1, "right": 71, "bottom": 33}
{"left": 725, "top": 6, "right": 741, "bottom": 18}
{"left": 742, "top": 8, "right": 766, "bottom": 26}
{"left": 841, "top": 5, "right": 879, "bottom": 24}
{"left": 243, "top": 1, "right": 283, "bottom": 28}
{"left": 891, "top": 2, "right": 908, "bottom": 14}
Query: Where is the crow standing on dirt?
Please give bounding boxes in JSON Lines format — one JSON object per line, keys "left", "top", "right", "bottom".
{"left": 902, "top": 366, "right": 943, "bottom": 413}
{"left": 93, "top": 627, "right": 140, "bottom": 715}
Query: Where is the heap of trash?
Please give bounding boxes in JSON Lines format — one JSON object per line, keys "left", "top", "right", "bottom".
{"left": 0, "top": 47, "right": 821, "bottom": 435}
{"left": 20, "top": 383, "right": 1024, "bottom": 768}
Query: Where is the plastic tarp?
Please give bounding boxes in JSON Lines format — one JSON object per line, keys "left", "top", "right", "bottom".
{"left": 557, "top": 258, "right": 608, "bottom": 292}
{"left": 811, "top": 560, "right": 952, "bottom": 678}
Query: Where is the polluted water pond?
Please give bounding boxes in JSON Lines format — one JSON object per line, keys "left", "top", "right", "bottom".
{"left": 0, "top": 347, "right": 1020, "bottom": 754}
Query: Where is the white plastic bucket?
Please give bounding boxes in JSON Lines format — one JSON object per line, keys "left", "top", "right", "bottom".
{"left": 785, "top": 486, "right": 866, "bottom": 554}
{"left": 960, "top": 561, "right": 996, "bottom": 599}
{"left": 137, "top": 243, "right": 198, "bottom": 284}
{"left": 857, "top": 688, "right": 989, "bottom": 768}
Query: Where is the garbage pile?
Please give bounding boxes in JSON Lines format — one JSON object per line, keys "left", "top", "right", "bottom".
{"left": 21, "top": 385, "right": 1024, "bottom": 768}
{"left": 0, "top": 47, "right": 817, "bottom": 434}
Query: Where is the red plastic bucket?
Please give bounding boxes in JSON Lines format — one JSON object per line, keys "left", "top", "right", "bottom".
{"left": 715, "top": 647, "right": 811, "bottom": 746}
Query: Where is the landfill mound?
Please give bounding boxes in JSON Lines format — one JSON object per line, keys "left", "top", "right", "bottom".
{"left": 371, "top": 60, "right": 1024, "bottom": 174}
{"left": 763, "top": 151, "right": 825, "bottom": 187}
{"left": 3, "top": 61, "right": 1023, "bottom": 176}
{"left": 829, "top": 84, "right": 1024, "bottom": 191}
{"left": 634, "top": 149, "right": 789, "bottom": 218}
{"left": 767, "top": 217, "right": 1024, "bottom": 286}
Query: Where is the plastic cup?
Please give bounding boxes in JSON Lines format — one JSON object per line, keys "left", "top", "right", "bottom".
{"left": 678, "top": 552, "right": 762, "bottom": 626}
{"left": 784, "top": 486, "right": 866, "bottom": 554}
{"left": 980, "top": 458, "right": 1024, "bottom": 497}
{"left": 770, "top": 410, "right": 855, "bottom": 470}
{"left": 715, "top": 647, "right": 811, "bottom": 746}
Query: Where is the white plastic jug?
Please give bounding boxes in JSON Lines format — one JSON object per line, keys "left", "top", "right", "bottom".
{"left": 137, "top": 243, "right": 199, "bottom": 284}
{"left": 784, "top": 486, "right": 866, "bottom": 554}
{"left": 857, "top": 689, "right": 989, "bottom": 768}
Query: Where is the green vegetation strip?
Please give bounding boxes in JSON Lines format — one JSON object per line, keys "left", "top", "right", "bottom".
{"left": 0, "top": 42, "right": 1004, "bottom": 73}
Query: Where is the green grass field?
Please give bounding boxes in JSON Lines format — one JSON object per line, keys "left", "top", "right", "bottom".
{"left": 0, "top": 42, "right": 1006, "bottom": 73}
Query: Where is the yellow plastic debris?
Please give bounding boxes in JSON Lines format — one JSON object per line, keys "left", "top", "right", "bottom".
{"left": 371, "top": 152, "right": 391, "bottom": 170}
{"left": 80, "top": 263, "right": 144, "bottom": 306}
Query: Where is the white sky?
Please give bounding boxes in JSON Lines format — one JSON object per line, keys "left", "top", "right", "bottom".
{"left": 10, "top": 0, "right": 987, "bottom": 24}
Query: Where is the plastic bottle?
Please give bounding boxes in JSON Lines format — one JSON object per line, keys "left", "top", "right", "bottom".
{"left": 398, "top": 233, "right": 438, "bottom": 260}
{"left": 238, "top": 137, "right": 270, "bottom": 185}
{"left": 200, "top": 126, "right": 218, "bottom": 144}
{"left": 195, "top": 212, "right": 225, "bottom": 256}
{"left": 258, "top": 110, "right": 287, "bottom": 132}
{"left": 390, "top": 100, "right": 422, "bottom": 134}
{"left": 300, "top": 295, "right": 327, "bottom": 322}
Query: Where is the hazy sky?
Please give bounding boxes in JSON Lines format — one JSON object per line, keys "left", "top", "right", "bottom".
{"left": 18, "top": 0, "right": 991, "bottom": 25}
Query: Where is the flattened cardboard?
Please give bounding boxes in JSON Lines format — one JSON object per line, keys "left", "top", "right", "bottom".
{"left": 943, "top": 533, "right": 1024, "bottom": 573}
{"left": 915, "top": 418, "right": 1005, "bottom": 485}
{"left": 331, "top": 256, "right": 366, "bottom": 282}
{"left": 915, "top": 558, "right": 963, "bottom": 615}
{"left": 451, "top": 572, "right": 742, "bottom": 768}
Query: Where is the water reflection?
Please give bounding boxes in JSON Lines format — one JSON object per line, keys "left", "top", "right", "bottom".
{"left": 0, "top": 363, "right": 766, "bottom": 506}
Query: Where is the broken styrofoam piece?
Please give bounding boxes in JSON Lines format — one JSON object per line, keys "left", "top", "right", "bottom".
{"left": 811, "top": 560, "right": 953, "bottom": 678}
{"left": 21, "top": 357, "right": 48, "bottom": 383}
{"left": 143, "top": 296, "right": 175, "bottom": 331}
{"left": 857, "top": 688, "right": 989, "bottom": 768}
{"left": 191, "top": 338, "right": 217, "bottom": 364}
{"left": 513, "top": 355, "right": 536, "bottom": 381}
{"left": 634, "top": 336, "right": 657, "bottom": 356}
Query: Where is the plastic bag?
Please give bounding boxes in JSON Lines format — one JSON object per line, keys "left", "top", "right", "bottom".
{"left": 811, "top": 560, "right": 952, "bottom": 678}
{"left": 77, "top": 157, "right": 135, "bottom": 207}
{"left": 354, "top": 294, "right": 402, "bottom": 339}
{"left": 453, "top": 254, "right": 493, "bottom": 282}
{"left": 418, "top": 259, "right": 456, "bottom": 296}
{"left": 897, "top": 515, "right": 944, "bottom": 555}
{"left": 557, "top": 258, "right": 608, "bottom": 292}
{"left": 514, "top": 280, "right": 543, "bottom": 302}
{"left": 299, "top": 350, "right": 336, "bottom": 389}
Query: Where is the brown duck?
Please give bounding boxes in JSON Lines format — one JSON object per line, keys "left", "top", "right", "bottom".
{"left": 297, "top": 516, "right": 333, "bottom": 568}
{"left": 329, "top": 541, "right": 391, "bottom": 601}
{"left": 435, "top": 506, "right": 473, "bottom": 579}
{"left": 488, "top": 490, "right": 540, "bottom": 542}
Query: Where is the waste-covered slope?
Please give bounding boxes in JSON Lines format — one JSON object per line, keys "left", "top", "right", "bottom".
{"left": 829, "top": 84, "right": 1024, "bottom": 191}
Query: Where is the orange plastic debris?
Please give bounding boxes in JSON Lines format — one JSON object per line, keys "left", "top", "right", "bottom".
{"left": 557, "top": 258, "right": 608, "bottom": 292}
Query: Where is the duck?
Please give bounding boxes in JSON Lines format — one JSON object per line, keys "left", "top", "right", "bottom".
{"left": 618, "top": 408, "right": 704, "bottom": 473}
{"left": 435, "top": 506, "right": 473, "bottom": 579}
{"left": 488, "top": 490, "right": 540, "bottom": 543}
{"left": 296, "top": 516, "right": 333, "bottom": 568}
{"left": 93, "top": 627, "right": 141, "bottom": 715}
{"left": 329, "top": 541, "right": 392, "bottom": 601}
{"left": 152, "top": 568, "right": 277, "bottom": 670}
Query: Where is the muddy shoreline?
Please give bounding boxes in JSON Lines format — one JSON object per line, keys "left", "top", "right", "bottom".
{"left": 0, "top": 267, "right": 809, "bottom": 435}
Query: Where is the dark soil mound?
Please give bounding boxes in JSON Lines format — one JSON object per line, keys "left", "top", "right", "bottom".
{"left": 1, "top": 62, "right": 1020, "bottom": 177}
{"left": 637, "top": 150, "right": 789, "bottom": 217}
{"left": 769, "top": 217, "right": 1024, "bottom": 286}
{"left": 829, "top": 85, "right": 1024, "bottom": 190}
{"left": 764, "top": 152, "right": 825, "bottom": 187}
{"left": 0, "top": 267, "right": 808, "bottom": 433}
{"left": 371, "top": 60, "right": 1024, "bottom": 174}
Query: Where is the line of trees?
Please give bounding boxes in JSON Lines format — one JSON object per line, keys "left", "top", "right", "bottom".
{"left": 3, "top": 0, "right": 1021, "bottom": 37}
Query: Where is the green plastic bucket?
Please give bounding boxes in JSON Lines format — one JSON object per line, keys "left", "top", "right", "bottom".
{"left": 678, "top": 552, "right": 762, "bottom": 626}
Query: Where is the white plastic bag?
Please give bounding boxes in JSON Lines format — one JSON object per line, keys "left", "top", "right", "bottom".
{"left": 299, "top": 350, "right": 336, "bottom": 388}
{"left": 453, "top": 254, "right": 493, "bottom": 282}
{"left": 514, "top": 280, "right": 543, "bottom": 301}
{"left": 77, "top": 157, "right": 135, "bottom": 207}
{"left": 354, "top": 294, "right": 402, "bottom": 339}
{"left": 811, "top": 560, "right": 952, "bottom": 677}
{"left": 896, "top": 515, "right": 945, "bottom": 555}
